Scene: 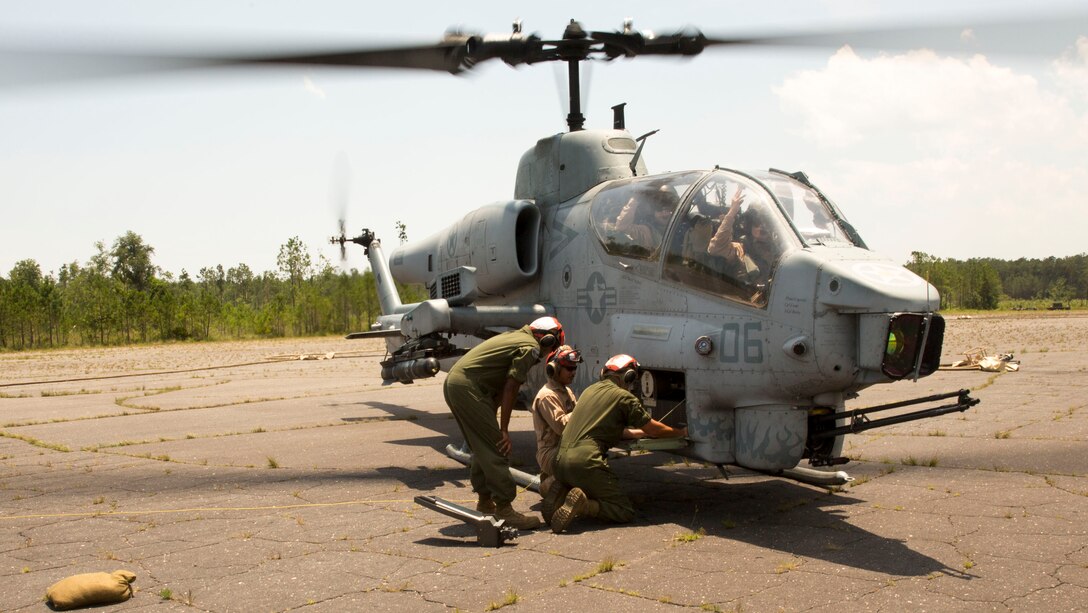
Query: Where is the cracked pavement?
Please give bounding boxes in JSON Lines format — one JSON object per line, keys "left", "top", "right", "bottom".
{"left": 1, "top": 313, "right": 1086, "bottom": 611}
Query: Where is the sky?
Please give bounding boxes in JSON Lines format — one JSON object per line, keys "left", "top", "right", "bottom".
{"left": 1, "top": 0, "right": 1086, "bottom": 279}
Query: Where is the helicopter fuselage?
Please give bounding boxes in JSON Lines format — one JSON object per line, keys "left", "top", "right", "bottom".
{"left": 377, "top": 128, "right": 946, "bottom": 472}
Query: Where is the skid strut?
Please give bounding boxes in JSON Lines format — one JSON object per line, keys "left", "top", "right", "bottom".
{"left": 413, "top": 495, "right": 519, "bottom": 547}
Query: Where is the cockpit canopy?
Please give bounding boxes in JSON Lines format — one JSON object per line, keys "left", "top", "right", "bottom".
{"left": 590, "top": 169, "right": 864, "bottom": 308}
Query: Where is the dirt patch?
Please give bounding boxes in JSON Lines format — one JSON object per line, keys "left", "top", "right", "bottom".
{"left": 939, "top": 311, "right": 1087, "bottom": 361}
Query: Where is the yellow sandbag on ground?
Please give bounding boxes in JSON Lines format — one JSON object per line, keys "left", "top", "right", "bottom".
{"left": 45, "top": 570, "right": 136, "bottom": 610}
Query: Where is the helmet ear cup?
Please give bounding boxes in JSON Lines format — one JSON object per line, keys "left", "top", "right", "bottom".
{"left": 623, "top": 368, "right": 638, "bottom": 385}
{"left": 538, "top": 334, "right": 557, "bottom": 350}
{"left": 545, "top": 361, "right": 557, "bottom": 378}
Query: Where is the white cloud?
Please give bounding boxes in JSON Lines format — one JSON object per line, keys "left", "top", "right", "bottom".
{"left": 1052, "top": 36, "right": 1088, "bottom": 108}
{"left": 775, "top": 46, "right": 1068, "bottom": 149}
{"left": 773, "top": 42, "right": 1088, "bottom": 261}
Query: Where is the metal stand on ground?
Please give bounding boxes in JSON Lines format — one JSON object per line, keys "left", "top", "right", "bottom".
{"left": 413, "top": 495, "right": 519, "bottom": 547}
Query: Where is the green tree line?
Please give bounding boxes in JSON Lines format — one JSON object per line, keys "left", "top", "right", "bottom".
{"left": 906, "top": 252, "right": 1088, "bottom": 310}
{"left": 0, "top": 231, "right": 426, "bottom": 350}
{"left": 3, "top": 235, "right": 1084, "bottom": 350}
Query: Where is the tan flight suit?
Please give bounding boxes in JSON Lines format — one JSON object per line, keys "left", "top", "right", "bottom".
{"left": 442, "top": 325, "right": 540, "bottom": 506}
{"left": 554, "top": 378, "right": 651, "bottom": 523}
{"left": 531, "top": 379, "right": 576, "bottom": 480}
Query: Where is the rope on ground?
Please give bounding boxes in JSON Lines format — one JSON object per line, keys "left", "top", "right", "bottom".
{"left": 0, "top": 350, "right": 385, "bottom": 388}
{"left": 0, "top": 495, "right": 469, "bottom": 521}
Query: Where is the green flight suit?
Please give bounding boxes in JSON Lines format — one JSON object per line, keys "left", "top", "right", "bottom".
{"left": 443, "top": 325, "right": 540, "bottom": 505}
{"left": 554, "top": 378, "right": 651, "bottom": 523}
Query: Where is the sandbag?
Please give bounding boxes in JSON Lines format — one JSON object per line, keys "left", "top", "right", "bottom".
{"left": 45, "top": 570, "right": 136, "bottom": 610}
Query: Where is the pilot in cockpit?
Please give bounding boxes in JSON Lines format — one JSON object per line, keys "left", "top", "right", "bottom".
{"left": 607, "top": 183, "right": 678, "bottom": 252}
{"left": 680, "top": 186, "right": 743, "bottom": 268}
{"left": 706, "top": 191, "right": 777, "bottom": 289}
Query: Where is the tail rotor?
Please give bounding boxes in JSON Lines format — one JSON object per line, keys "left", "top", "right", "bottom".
{"left": 329, "top": 151, "right": 352, "bottom": 264}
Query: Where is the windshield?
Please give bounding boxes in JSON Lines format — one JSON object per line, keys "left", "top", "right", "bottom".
{"left": 590, "top": 171, "right": 702, "bottom": 260}
{"left": 753, "top": 171, "right": 861, "bottom": 247}
{"left": 663, "top": 170, "right": 796, "bottom": 307}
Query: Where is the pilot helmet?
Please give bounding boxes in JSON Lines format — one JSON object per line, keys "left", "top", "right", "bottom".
{"left": 740, "top": 204, "right": 772, "bottom": 236}
{"left": 651, "top": 184, "right": 680, "bottom": 210}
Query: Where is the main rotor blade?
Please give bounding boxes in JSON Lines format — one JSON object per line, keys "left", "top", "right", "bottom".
{"left": 0, "top": 38, "right": 475, "bottom": 88}
{"left": 215, "top": 40, "right": 470, "bottom": 73}
{"left": 699, "top": 11, "right": 1087, "bottom": 56}
{"left": 4, "top": 11, "right": 1082, "bottom": 90}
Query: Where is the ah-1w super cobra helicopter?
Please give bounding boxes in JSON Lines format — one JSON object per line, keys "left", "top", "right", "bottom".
{"left": 319, "top": 19, "right": 980, "bottom": 487}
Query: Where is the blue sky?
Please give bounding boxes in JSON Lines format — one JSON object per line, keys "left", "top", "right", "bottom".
{"left": 2, "top": 0, "right": 1085, "bottom": 278}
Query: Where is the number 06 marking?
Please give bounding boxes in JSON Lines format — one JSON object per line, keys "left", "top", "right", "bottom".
{"left": 719, "top": 322, "right": 764, "bottom": 364}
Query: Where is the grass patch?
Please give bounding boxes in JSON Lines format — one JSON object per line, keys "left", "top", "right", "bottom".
{"left": 266, "top": 456, "right": 280, "bottom": 469}
{"left": 775, "top": 559, "right": 801, "bottom": 574}
{"left": 902, "top": 455, "right": 939, "bottom": 467}
{"left": 674, "top": 527, "right": 706, "bottom": 542}
{"left": 159, "top": 588, "right": 173, "bottom": 600}
{"left": 994, "top": 430, "right": 1012, "bottom": 439}
{"left": 485, "top": 590, "right": 519, "bottom": 610}
{"left": 0, "top": 431, "right": 70, "bottom": 452}
{"left": 972, "top": 372, "right": 1004, "bottom": 392}
{"left": 571, "top": 557, "right": 621, "bottom": 583}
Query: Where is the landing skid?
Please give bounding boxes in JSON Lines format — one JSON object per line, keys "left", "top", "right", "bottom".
{"left": 444, "top": 443, "right": 541, "bottom": 493}
{"left": 445, "top": 442, "right": 853, "bottom": 491}
{"left": 755, "top": 466, "right": 853, "bottom": 487}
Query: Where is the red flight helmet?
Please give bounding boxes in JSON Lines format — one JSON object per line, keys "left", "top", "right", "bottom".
{"left": 545, "top": 345, "right": 583, "bottom": 379}
{"left": 602, "top": 353, "right": 640, "bottom": 385}
{"left": 529, "top": 316, "right": 564, "bottom": 349}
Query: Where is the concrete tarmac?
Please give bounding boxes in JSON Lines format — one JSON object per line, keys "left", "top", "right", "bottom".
{"left": 1, "top": 314, "right": 1086, "bottom": 612}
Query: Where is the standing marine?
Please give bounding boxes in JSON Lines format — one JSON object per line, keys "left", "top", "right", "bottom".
{"left": 550, "top": 354, "right": 687, "bottom": 534}
{"left": 443, "top": 316, "right": 565, "bottom": 530}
